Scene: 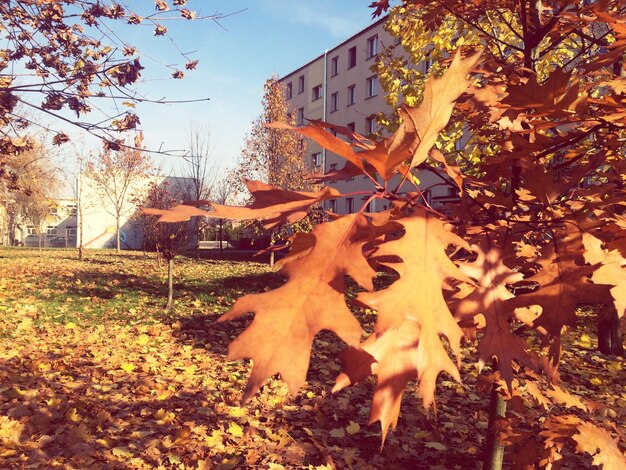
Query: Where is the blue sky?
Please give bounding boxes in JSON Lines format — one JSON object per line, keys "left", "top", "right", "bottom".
{"left": 59, "top": 0, "right": 382, "bottom": 179}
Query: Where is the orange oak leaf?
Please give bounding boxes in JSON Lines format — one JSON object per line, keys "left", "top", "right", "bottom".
{"left": 142, "top": 204, "right": 207, "bottom": 220}
{"left": 502, "top": 68, "right": 580, "bottom": 118}
{"left": 523, "top": 380, "right": 552, "bottom": 410}
{"left": 539, "top": 414, "right": 581, "bottom": 453}
{"left": 573, "top": 421, "right": 626, "bottom": 469}
{"left": 453, "top": 237, "right": 539, "bottom": 388}
{"left": 430, "top": 148, "right": 463, "bottom": 195}
{"left": 144, "top": 179, "right": 340, "bottom": 230}
{"left": 267, "top": 121, "right": 367, "bottom": 172}
{"left": 508, "top": 226, "right": 610, "bottom": 342}
{"left": 583, "top": 233, "right": 626, "bottom": 319}
{"left": 218, "top": 214, "right": 376, "bottom": 403}
{"left": 345, "top": 323, "right": 421, "bottom": 443}
{"left": 402, "top": 50, "right": 481, "bottom": 171}
{"left": 544, "top": 384, "right": 587, "bottom": 412}
{"left": 337, "top": 210, "right": 473, "bottom": 437}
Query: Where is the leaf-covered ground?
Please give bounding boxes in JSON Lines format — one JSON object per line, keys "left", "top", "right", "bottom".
{"left": 0, "top": 248, "right": 624, "bottom": 469}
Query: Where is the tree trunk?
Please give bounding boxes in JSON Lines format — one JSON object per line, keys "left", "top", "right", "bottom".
{"left": 598, "top": 307, "right": 624, "bottom": 355}
{"left": 166, "top": 258, "right": 174, "bottom": 309}
{"left": 219, "top": 219, "right": 224, "bottom": 253}
{"left": 116, "top": 214, "right": 121, "bottom": 253}
{"left": 270, "top": 251, "right": 275, "bottom": 267}
{"left": 483, "top": 381, "right": 507, "bottom": 470}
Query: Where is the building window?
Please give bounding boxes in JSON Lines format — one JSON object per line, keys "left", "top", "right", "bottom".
{"left": 366, "top": 75, "right": 378, "bottom": 98}
{"left": 46, "top": 226, "right": 56, "bottom": 237}
{"left": 67, "top": 205, "right": 77, "bottom": 216}
{"left": 50, "top": 207, "right": 58, "bottom": 216}
{"left": 312, "top": 84, "right": 323, "bottom": 101}
{"left": 347, "top": 84, "right": 356, "bottom": 106}
{"left": 329, "top": 163, "right": 337, "bottom": 171}
{"left": 447, "top": 187, "right": 459, "bottom": 197}
{"left": 312, "top": 152, "right": 322, "bottom": 167}
{"left": 365, "top": 116, "right": 376, "bottom": 135}
{"left": 328, "top": 199, "right": 337, "bottom": 213}
{"left": 348, "top": 46, "right": 357, "bottom": 69}
{"left": 297, "top": 107, "right": 304, "bottom": 125}
{"left": 286, "top": 82, "right": 292, "bottom": 99}
{"left": 66, "top": 226, "right": 77, "bottom": 236}
{"left": 362, "top": 196, "right": 372, "bottom": 212}
{"left": 367, "top": 35, "right": 379, "bottom": 59}
{"left": 346, "top": 197, "right": 354, "bottom": 214}
{"left": 347, "top": 122, "right": 355, "bottom": 132}
{"left": 330, "top": 92, "right": 338, "bottom": 112}
{"left": 331, "top": 56, "right": 339, "bottom": 76}
{"left": 27, "top": 225, "right": 35, "bottom": 235}
{"left": 298, "top": 75, "right": 305, "bottom": 94}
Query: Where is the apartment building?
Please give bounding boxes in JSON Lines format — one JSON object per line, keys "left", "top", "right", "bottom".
{"left": 280, "top": 16, "right": 458, "bottom": 214}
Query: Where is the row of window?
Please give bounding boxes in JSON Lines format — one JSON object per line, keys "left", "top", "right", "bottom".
{"left": 292, "top": 77, "right": 379, "bottom": 125}
{"left": 288, "top": 76, "right": 379, "bottom": 103}
{"left": 49, "top": 205, "right": 77, "bottom": 217}
{"left": 287, "top": 76, "right": 379, "bottom": 104}
{"left": 327, "top": 197, "right": 372, "bottom": 214}
{"left": 330, "top": 76, "right": 378, "bottom": 110}
{"left": 332, "top": 35, "right": 378, "bottom": 76}
{"left": 27, "top": 225, "right": 77, "bottom": 236}
{"left": 285, "top": 35, "right": 379, "bottom": 101}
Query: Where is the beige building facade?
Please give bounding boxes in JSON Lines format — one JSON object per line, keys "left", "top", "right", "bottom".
{"left": 280, "top": 16, "right": 458, "bottom": 214}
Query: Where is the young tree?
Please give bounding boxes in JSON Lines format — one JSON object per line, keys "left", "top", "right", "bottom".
{"left": 85, "top": 147, "right": 152, "bottom": 253}
{"left": 0, "top": 1, "right": 233, "bottom": 190}
{"left": 0, "top": 142, "right": 59, "bottom": 245}
{"left": 150, "top": 1, "right": 626, "bottom": 465}
{"left": 182, "top": 120, "right": 217, "bottom": 257}
{"left": 235, "top": 76, "right": 313, "bottom": 263}
{"left": 235, "top": 76, "right": 310, "bottom": 194}
{"left": 375, "top": 0, "right": 626, "bottom": 357}
{"left": 212, "top": 175, "right": 234, "bottom": 252}
{"left": 140, "top": 181, "right": 194, "bottom": 309}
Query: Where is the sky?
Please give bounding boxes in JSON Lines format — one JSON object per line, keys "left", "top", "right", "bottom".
{"left": 53, "top": 0, "right": 384, "bottom": 181}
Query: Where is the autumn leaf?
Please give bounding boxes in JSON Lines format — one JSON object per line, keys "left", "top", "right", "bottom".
{"left": 337, "top": 209, "right": 473, "bottom": 439}
{"left": 402, "top": 50, "right": 481, "bottom": 172}
{"left": 544, "top": 384, "right": 587, "bottom": 412}
{"left": 219, "top": 214, "right": 375, "bottom": 402}
{"left": 227, "top": 422, "right": 244, "bottom": 437}
{"left": 453, "top": 236, "right": 539, "bottom": 388}
{"left": 346, "top": 421, "right": 360, "bottom": 435}
{"left": 583, "top": 233, "right": 626, "bottom": 318}
{"left": 146, "top": 180, "right": 341, "bottom": 231}
{"left": 573, "top": 421, "right": 626, "bottom": 469}
{"left": 502, "top": 68, "right": 580, "bottom": 117}
{"left": 120, "top": 362, "right": 136, "bottom": 373}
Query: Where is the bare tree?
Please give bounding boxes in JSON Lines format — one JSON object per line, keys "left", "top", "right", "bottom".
{"left": 85, "top": 147, "right": 152, "bottom": 253}
{"left": 212, "top": 176, "right": 233, "bottom": 252}
{"left": 182, "top": 120, "right": 218, "bottom": 256}
{"left": 183, "top": 120, "right": 217, "bottom": 201}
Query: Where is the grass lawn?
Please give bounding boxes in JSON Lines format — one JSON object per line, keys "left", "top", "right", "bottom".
{"left": 0, "top": 248, "right": 624, "bottom": 469}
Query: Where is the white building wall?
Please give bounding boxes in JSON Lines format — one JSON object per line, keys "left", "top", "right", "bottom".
{"left": 79, "top": 174, "right": 195, "bottom": 250}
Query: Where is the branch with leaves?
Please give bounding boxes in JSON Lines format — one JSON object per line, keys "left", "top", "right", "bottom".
{"left": 149, "top": 2, "right": 626, "bottom": 466}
